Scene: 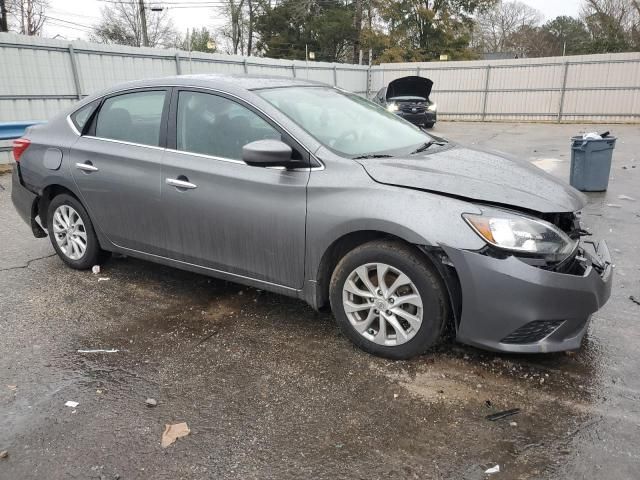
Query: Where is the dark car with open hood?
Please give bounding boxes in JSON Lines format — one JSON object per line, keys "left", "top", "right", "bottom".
{"left": 11, "top": 74, "right": 612, "bottom": 360}
{"left": 374, "top": 76, "right": 436, "bottom": 128}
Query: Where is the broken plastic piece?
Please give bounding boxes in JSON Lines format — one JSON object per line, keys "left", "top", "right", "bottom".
{"left": 486, "top": 408, "right": 520, "bottom": 421}
{"left": 485, "top": 465, "right": 500, "bottom": 474}
{"left": 65, "top": 401, "right": 79, "bottom": 408}
{"left": 92, "top": 265, "right": 100, "bottom": 274}
{"left": 161, "top": 422, "right": 190, "bottom": 448}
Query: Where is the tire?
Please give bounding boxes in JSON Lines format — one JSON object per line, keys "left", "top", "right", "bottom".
{"left": 330, "top": 240, "right": 449, "bottom": 360}
{"left": 425, "top": 122, "right": 435, "bottom": 129}
{"left": 47, "top": 193, "right": 107, "bottom": 269}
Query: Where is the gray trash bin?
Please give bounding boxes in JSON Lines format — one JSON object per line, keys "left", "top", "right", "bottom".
{"left": 570, "top": 135, "right": 616, "bottom": 192}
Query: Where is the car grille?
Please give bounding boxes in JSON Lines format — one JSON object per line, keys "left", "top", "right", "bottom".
{"left": 500, "top": 320, "right": 565, "bottom": 344}
{"left": 399, "top": 103, "right": 426, "bottom": 113}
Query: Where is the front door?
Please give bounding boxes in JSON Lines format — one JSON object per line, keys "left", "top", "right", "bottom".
{"left": 160, "top": 89, "right": 309, "bottom": 288}
{"left": 70, "top": 89, "right": 169, "bottom": 254}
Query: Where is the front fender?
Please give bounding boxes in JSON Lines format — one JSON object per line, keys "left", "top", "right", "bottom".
{"left": 305, "top": 157, "right": 486, "bottom": 291}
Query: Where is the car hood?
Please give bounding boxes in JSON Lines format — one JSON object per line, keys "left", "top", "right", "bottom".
{"left": 358, "top": 145, "right": 587, "bottom": 213}
{"left": 387, "top": 76, "right": 433, "bottom": 101}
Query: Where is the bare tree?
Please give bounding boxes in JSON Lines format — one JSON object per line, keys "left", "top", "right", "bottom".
{"left": 581, "top": 0, "right": 639, "bottom": 51}
{"left": 218, "top": 0, "right": 246, "bottom": 55}
{"left": 91, "top": 0, "right": 179, "bottom": 48}
{"left": 475, "top": 0, "right": 543, "bottom": 53}
{"left": 7, "top": 0, "right": 48, "bottom": 35}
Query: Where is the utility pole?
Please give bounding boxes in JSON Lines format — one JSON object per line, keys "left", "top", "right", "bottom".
{"left": 247, "top": 0, "right": 253, "bottom": 56}
{"left": 0, "top": 0, "right": 8, "bottom": 33}
{"left": 139, "top": 0, "right": 149, "bottom": 47}
{"left": 352, "top": 0, "right": 362, "bottom": 64}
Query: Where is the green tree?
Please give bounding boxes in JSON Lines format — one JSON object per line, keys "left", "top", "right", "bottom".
{"left": 185, "top": 27, "right": 216, "bottom": 53}
{"left": 376, "top": 0, "right": 496, "bottom": 62}
{"left": 255, "top": 0, "right": 355, "bottom": 62}
{"left": 541, "top": 16, "right": 592, "bottom": 55}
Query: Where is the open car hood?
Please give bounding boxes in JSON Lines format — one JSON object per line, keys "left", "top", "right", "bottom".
{"left": 358, "top": 146, "right": 587, "bottom": 213}
{"left": 386, "top": 76, "right": 433, "bottom": 101}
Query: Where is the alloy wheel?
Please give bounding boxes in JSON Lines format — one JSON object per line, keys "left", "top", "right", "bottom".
{"left": 52, "top": 205, "right": 88, "bottom": 260}
{"left": 342, "top": 262, "right": 423, "bottom": 346}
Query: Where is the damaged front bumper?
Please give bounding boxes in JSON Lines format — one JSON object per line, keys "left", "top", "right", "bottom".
{"left": 442, "top": 241, "right": 613, "bottom": 353}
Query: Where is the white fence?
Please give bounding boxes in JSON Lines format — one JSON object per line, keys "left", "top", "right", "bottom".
{"left": 373, "top": 52, "right": 640, "bottom": 123}
{"left": 2, "top": 32, "right": 640, "bottom": 127}
{"left": 0, "top": 33, "right": 369, "bottom": 124}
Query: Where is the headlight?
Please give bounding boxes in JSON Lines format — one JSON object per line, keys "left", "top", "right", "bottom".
{"left": 386, "top": 103, "right": 398, "bottom": 112}
{"left": 427, "top": 103, "right": 437, "bottom": 112}
{"left": 463, "top": 208, "right": 576, "bottom": 260}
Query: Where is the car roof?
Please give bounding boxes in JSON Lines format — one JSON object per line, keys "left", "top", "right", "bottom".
{"left": 100, "top": 73, "right": 324, "bottom": 97}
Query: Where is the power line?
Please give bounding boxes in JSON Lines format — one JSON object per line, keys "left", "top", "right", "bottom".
{"left": 45, "top": 15, "right": 96, "bottom": 31}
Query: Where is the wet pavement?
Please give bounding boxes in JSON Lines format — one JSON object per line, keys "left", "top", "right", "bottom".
{"left": 1, "top": 122, "right": 639, "bottom": 479}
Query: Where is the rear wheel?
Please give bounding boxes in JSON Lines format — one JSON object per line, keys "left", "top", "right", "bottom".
{"left": 329, "top": 240, "right": 449, "bottom": 360}
{"left": 47, "top": 194, "right": 107, "bottom": 269}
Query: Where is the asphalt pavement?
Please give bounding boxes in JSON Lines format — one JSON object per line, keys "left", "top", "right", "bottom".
{"left": 1, "top": 122, "right": 639, "bottom": 479}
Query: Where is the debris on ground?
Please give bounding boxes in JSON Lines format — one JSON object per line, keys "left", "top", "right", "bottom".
{"left": 0, "top": 450, "right": 8, "bottom": 459}
{"left": 618, "top": 194, "right": 636, "bottom": 201}
{"left": 91, "top": 265, "right": 100, "bottom": 274}
{"left": 486, "top": 408, "right": 520, "bottom": 421}
{"left": 146, "top": 398, "right": 157, "bottom": 407}
{"left": 485, "top": 465, "right": 500, "bottom": 474}
{"left": 509, "top": 421, "right": 518, "bottom": 427}
{"left": 161, "top": 422, "right": 190, "bottom": 448}
{"left": 7, "top": 385, "right": 16, "bottom": 391}
{"left": 65, "top": 401, "right": 79, "bottom": 408}
{"left": 97, "top": 277, "right": 110, "bottom": 282}
{"left": 606, "top": 204, "right": 622, "bottom": 208}
{"left": 630, "top": 296, "right": 640, "bottom": 306}
{"left": 77, "top": 349, "right": 119, "bottom": 353}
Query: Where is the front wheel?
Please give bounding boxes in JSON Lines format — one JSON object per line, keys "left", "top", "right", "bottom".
{"left": 329, "top": 240, "right": 449, "bottom": 360}
{"left": 47, "top": 193, "right": 107, "bottom": 269}
{"left": 424, "top": 122, "right": 435, "bottom": 129}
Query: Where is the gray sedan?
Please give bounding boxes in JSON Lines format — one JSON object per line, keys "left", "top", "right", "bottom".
{"left": 11, "top": 74, "right": 612, "bottom": 359}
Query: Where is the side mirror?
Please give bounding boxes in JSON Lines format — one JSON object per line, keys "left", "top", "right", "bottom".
{"left": 242, "top": 139, "right": 294, "bottom": 167}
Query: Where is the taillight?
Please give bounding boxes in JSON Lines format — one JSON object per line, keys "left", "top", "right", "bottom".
{"left": 12, "top": 138, "right": 31, "bottom": 162}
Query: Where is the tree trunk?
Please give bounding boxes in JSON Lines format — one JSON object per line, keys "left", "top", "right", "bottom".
{"left": 0, "top": 0, "right": 8, "bottom": 32}
{"left": 247, "top": 0, "right": 253, "bottom": 56}
{"left": 139, "top": 0, "right": 149, "bottom": 46}
{"left": 353, "top": 0, "right": 363, "bottom": 63}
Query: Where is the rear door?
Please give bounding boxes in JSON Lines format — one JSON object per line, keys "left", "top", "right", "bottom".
{"left": 70, "top": 88, "right": 170, "bottom": 254}
{"left": 160, "top": 88, "right": 309, "bottom": 288}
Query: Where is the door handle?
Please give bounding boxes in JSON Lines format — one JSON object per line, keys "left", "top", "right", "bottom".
{"left": 76, "top": 162, "right": 99, "bottom": 172}
{"left": 166, "top": 177, "right": 197, "bottom": 190}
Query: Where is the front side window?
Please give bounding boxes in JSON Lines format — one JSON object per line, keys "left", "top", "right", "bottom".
{"left": 95, "top": 90, "right": 166, "bottom": 146}
{"left": 176, "top": 91, "right": 280, "bottom": 160}
{"left": 257, "top": 86, "right": 430, "bottom": 157}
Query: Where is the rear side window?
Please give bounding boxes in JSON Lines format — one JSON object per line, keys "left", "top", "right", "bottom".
{"left": 70, "top": 100, "right": 99, "bottom": 133}
{"left": 176, "top": 91, "right": 280, "bottom": 160}
{"left": 95, "top": 90, "right": 166, "bottom": 146}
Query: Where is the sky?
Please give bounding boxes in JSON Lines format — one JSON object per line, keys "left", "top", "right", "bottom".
{"left": 42, "top": 0, "right": 583, "bottom": 42}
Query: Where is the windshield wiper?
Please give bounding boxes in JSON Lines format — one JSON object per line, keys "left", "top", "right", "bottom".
{"left": 352, "top": 154, "right": 394, "bottom": 159}
{"left": 410, "top": 140, "right": 446, "bottom": 154}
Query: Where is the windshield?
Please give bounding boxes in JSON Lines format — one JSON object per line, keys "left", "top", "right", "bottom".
{"left": 256, "top": 86, "right": 431, "bottom": 157}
